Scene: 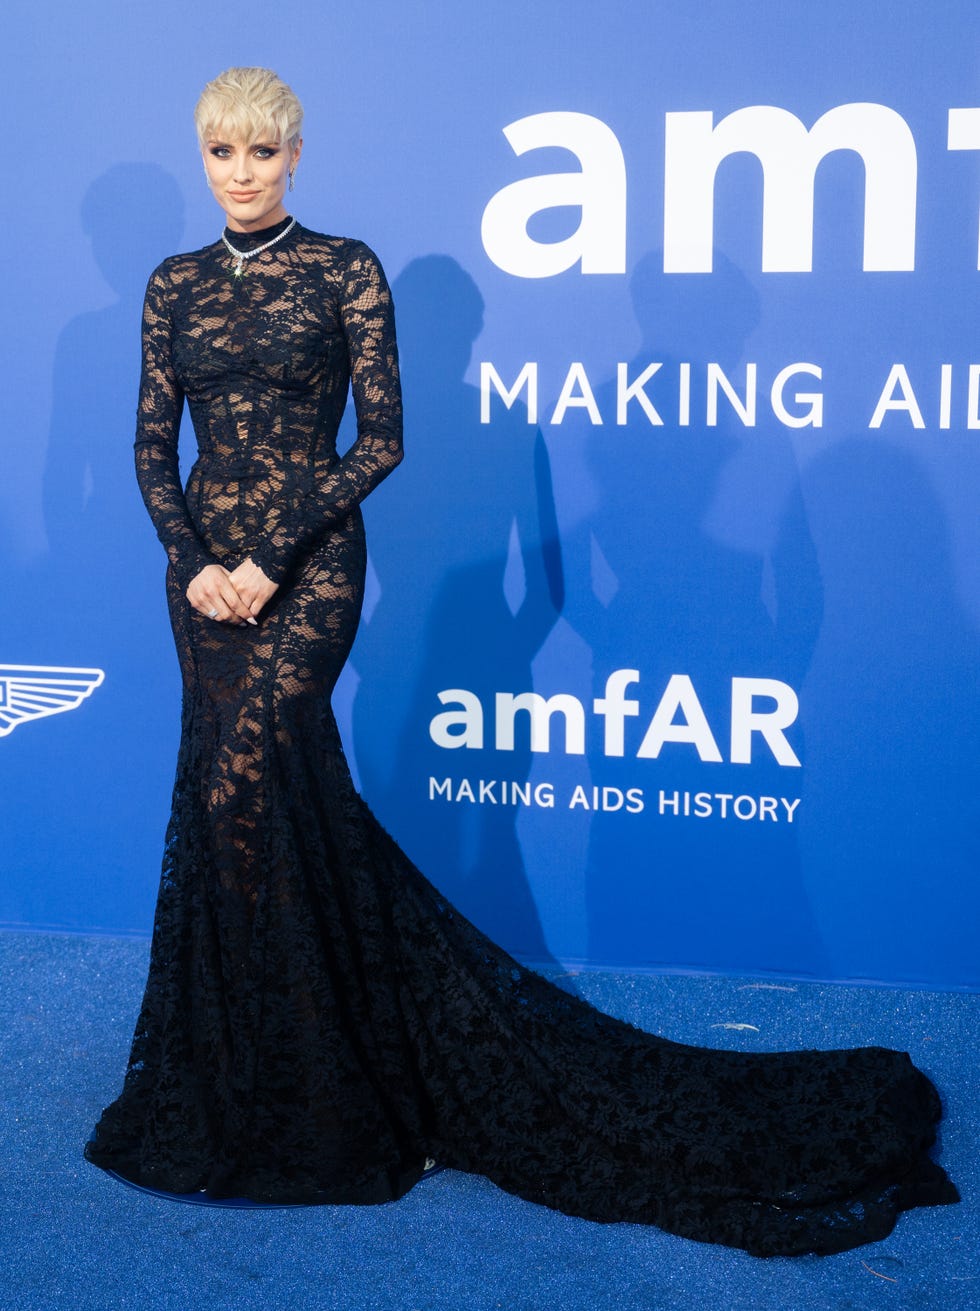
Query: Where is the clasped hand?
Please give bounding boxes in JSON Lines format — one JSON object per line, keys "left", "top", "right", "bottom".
{"left": 186, "top": 558, "right": 278, "bottom": 624}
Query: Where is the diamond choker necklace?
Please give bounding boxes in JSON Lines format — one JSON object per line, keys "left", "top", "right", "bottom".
{"left": 222, "top": 217, "right": 296, "bottom": 278}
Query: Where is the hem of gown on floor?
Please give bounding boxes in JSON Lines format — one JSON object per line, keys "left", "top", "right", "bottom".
{"left": 84, "top": 1141, "right": 428, "bottom": 1207}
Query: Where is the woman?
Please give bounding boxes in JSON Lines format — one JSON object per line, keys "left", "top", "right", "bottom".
{"left": 84, "top": 67, "right": 958, "bottom": 1256}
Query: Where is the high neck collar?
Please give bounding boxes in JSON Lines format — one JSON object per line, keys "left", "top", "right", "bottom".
{"left": 222, "top": 214, "right": 296, "bottom": 249}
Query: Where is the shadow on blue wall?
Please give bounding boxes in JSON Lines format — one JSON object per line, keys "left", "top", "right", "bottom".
{"left": 565, "top": 251, "right": 829, "bottom": 975}
{"left": 351, "top": 255, "right": 564, "bottom": 964}
{"left": 798, "top": 437, "right": 980, "bottom": 983}
{"left": 2, "top": 164, "right": 186, "bottom": 929}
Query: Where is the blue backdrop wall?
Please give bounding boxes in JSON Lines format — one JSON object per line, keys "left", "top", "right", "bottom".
{"left": 2, "top": 1, "right": 978, "bottom": 988}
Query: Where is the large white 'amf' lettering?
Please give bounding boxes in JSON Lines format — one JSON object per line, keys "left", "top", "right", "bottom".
{"left": 480, "top": 112, "right": 627, "bottom": 277}
{"left": 482, "top": 105, "right": 922, "bottom": 277}
{"left": 664, "top": 104, "right": 917, "bottom": 272}
{"left": 948, "top": 109, "right": 980, "bottom": 268}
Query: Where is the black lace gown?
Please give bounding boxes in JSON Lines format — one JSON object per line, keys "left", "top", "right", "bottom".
{"left": 84, "top": 217, "right": 958, "bottom": 1257}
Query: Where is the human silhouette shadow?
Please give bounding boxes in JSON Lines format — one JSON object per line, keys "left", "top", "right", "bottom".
{"left": 22, "top": 163, "right": 187, "bottom": 929}
{"left": 44, "top": 164, "right": 185, "bottom": 596}
{"left": 566, "top": 251, "right": 827, "bottom": 976}
{"left": 775, "top": 247, "right": 980, "bottom": 985}
{"left": 797, "top": 437, "right": 980, "bottom": 985}
{"left": 350, "top": 255, "right": 564, "bottom": 965}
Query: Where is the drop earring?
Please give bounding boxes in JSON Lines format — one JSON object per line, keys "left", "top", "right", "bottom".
{"left": 289, "top": 168, "right": 295, "bottom": 192}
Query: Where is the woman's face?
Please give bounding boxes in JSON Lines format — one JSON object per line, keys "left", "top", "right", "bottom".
{"left": 202, "top": 131, "right": 302, "bottom": 232}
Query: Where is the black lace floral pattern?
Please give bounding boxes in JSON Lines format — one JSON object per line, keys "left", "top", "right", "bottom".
{"left": 84, "top": 219, "right": 958, "bottom": 1256}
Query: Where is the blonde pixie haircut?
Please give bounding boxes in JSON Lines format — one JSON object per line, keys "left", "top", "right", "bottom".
{"left": 194, "top": 67, "right": 303, "bottom": 149}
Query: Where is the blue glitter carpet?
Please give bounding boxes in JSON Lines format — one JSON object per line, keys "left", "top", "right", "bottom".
{"left": 1, "top": 929, "right": 975, "bottom": 1310}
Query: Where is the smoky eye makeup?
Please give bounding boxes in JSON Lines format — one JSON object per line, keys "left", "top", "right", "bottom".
{"left": 205, "top": 142, "right": 281, "bottom": 158}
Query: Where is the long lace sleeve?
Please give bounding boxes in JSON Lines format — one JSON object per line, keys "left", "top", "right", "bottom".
{"left": 134, "top": 267, "right": 217, "bottom": 592}
{"left": 248, "top": 242, "right": 403, "bottom": 583}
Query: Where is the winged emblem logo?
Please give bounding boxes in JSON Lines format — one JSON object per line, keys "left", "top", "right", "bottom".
{"left": 0, "top": 665, "right": 105, "bottom": 737}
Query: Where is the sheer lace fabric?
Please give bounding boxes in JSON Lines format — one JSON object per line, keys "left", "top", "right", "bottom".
{"left": 84, "top": 219, "right": 958, "bottom": 1256}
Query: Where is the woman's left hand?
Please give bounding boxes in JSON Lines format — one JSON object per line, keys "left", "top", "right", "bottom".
{"left": 228, "top": 557, "right": 279, "bottom": 620}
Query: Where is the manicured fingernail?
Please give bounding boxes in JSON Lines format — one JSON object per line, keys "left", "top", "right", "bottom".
{"left": 247, "top": 617, "right": 258, "bottom": 625}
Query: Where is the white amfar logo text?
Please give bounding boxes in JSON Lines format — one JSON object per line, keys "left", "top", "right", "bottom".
{"left": 0, "top": 665, "right": 105, "bottom": 737}
{"left": 430, "top": 673, "right": 801, "bottom": 766}
{"left": 482, "top": 106, "right": 980, "bottom": 275}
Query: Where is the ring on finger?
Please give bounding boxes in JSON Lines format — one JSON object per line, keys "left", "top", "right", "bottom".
{"left": 207, "top": 607, "right": 219, "bottom": 619}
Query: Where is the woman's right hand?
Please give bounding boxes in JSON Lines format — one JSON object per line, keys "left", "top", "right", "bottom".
{"left": 186, "top": 564, "right": 256, "bottom": 625}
